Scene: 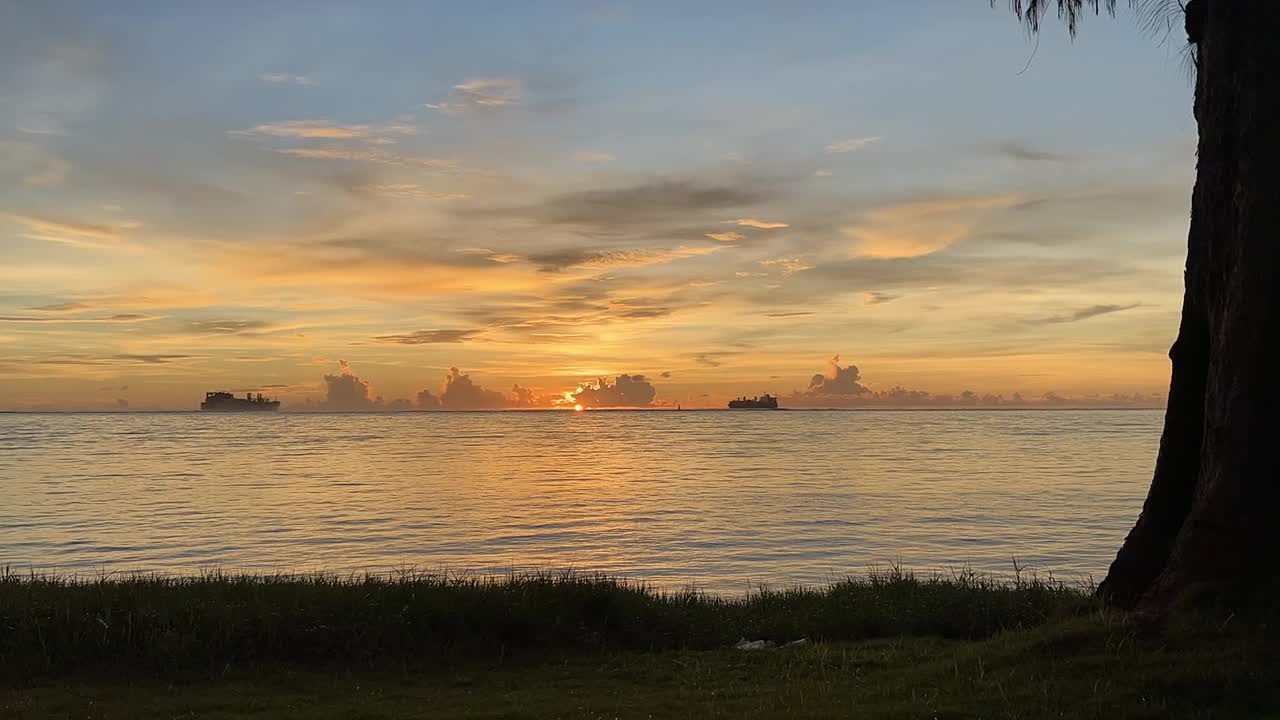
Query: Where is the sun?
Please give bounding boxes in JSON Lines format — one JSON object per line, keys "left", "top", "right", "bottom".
{"left": 574, "top": 404, "right": 585, "bottom": 412}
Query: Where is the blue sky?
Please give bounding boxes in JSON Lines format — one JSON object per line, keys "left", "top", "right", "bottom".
{"left": 1, "top": 1, "right": 1197, "bottom": 410}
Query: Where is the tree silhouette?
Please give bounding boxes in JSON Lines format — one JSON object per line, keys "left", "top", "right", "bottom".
{"left": 1007, "top": 0, "right": 1278, "bottom": 609}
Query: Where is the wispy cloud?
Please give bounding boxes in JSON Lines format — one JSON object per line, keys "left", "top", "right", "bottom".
{"left": 230, "top": 118, "right": 418, "bottom": 141}
{"left": 477, "top": 179, "right": 768, "bottom": 236}
{"left": 0, "top": 314, "right": 158, "bottom": 324}
{"left": 727, "top": 218, "right": 789, "bottom": 229}
{"left": 24, "top": 301, "right": 93, "bottom": 313}
{"left": 704, "top": 231, "right": 744, "bottom": 242}
{"left": 2, "top": 211, "right": 143, "bottom": 251}
{"left": 183, "top": 319, "right": 275, "bottom": 334}
{"left": 691, "top": 351, "right": 743, "bottom": 368}
{"left": 38, "top": 353, "right": 200, "bottom": 366}
{"left": 24, "top": 158, "right": 70, "bottom": 187}
{"left": 759, "top": 257, "right": 813, "bottom": 275}
{"left": 260, "top": 72, "right": 317, "bottom": 86}
{"left": 825, "top": 136, "right": 881, "bottom": 154}
{"left": 373, "top": 329, "right": 481, "bottom": 344}
{"left": 365, "top": 184, "right": 469, "bottom": 200}
{"left": 426, "top": 77, "right": 523, "bottom": 113}
{"left": 841, "top": 193, "right": 1027, "bottom": 259}
{"left": 571, "top": 151, "right": 615, "bottom": 163}
{"left": 992, "top": 141, "right": 1066, "bottom": 163}
{"left": 273, "top": 146, "right": 453, "bottom": 168}
{"left": 863, "top": 291, "right": 900, "bottom": 305}
{"left": 2, "top": 142, "right": 71, "bottom": 188}
{"left": 529, "top": 245, "right": 726, "bottom": 272}
{"left": 1030, "top": 303, "right": 1140, "bottom": 325}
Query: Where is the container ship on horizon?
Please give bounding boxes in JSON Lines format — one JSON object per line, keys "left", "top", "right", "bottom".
{"left": 200, "top": 391, "right": 281, "bottom": 412}
{"left": 727, "top": 394, "right": 779, "bottom": 410}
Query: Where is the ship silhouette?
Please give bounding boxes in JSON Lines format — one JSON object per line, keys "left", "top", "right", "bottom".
{"left": 728, "top": 394, "right": 779, "bottom": 410}
{"left": 200, "top": 391, "right": 281, "bottom": 412}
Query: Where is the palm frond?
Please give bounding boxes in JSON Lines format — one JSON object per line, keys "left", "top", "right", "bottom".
{"left": 998, "top": 1, "right": 1187, "bottom": 40}
{"left": 998, "top": 0, "right": 1118, "bottom": 36}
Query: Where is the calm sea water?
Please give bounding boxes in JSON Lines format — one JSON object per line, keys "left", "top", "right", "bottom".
{"left": 0, "top": 410, "right": 1161, "bottom": 592}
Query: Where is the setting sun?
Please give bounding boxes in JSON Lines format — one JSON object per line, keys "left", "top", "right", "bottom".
{"left": 574, "top": 404, "right": 585, "bottom": 412}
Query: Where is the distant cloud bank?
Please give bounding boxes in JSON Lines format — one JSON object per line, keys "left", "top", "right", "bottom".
{"left": 788, "top": 355, "right": 1163, "bottom": 409}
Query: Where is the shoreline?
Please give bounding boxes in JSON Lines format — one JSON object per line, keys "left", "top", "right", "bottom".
{"left": 2, "top": 568, "right": 1272, "bottom": 718}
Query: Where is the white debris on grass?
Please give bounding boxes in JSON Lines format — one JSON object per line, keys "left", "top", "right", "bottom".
{"left": 733, "top": 638, "right": 808, "bottom": 651}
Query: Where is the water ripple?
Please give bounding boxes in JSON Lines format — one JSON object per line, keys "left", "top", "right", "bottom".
{"left": 0, "top": 410, "right": 1160, "bottom": 592}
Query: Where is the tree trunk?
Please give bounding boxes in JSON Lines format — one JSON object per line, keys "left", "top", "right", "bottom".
{"left": 1099, "top": 1, "right": 1280, "bottom": 609}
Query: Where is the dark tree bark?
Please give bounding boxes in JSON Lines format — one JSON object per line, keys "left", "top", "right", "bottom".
{"left": 1099, "top": 1, "right": 1280, "bottom": 609}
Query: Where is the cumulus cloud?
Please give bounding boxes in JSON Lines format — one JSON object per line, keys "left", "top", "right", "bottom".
{"left": 806, "top": 355, "right": 871, "bottom": 396}
{"left": 825, "top": 136, "right": 881, "bottom": 154}
{"left": 571, "top": 374, "right": 657, "bottom": 408}
{"left": 416, "top": 388, "right": 441, "bottom": 409}
{"left": 437, "top": 367, "right": 507, "bottom": 409}
{"left": 408, "top": 370, "right": 551, "bottom": 410}
{"left": 320, "top": 360, "right": 377, "bottom": 411}
{"left": 787, "top": 355, "right": 1164, "bottom": 408}
{"left": 509, "top": 384, "right": 549, "bottom": 408}
{"left": 426, "top": 77, "right": 523, "bottom": 113}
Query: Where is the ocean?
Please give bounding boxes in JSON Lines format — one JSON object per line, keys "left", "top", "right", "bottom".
{"left": 0, "top": 409, "right": 1161, "bottom": 593}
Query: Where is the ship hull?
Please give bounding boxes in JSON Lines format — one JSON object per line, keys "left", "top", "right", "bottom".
{"left": 200, "top": 401, "right": 280, "bottom": 412}
{"left": 728, "top": 401, "right": 778, "bottom": 410}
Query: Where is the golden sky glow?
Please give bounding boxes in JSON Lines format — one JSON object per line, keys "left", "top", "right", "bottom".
{"left": 1, "top": 4, "right": 1195, "bottom": 410}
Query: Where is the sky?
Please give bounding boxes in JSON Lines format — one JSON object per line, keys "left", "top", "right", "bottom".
{"left": 1, "top": 1, "right": 1198, "bottom": 411}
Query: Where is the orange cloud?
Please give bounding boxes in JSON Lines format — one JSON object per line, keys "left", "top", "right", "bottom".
{"left": 272, "top": 146, "right": 453, "bottom": 167}
{"left": 728, "top": 218, "right": 789, "bottom": 229}
{"left": 3, "top": 211, "right": 143, "bottom": 251}
{"left": 705, "top": 231, "right": 745, "bottom": 242}
{"left": 571, "top": 151, "right": 615, "bottom": 163}
{"left": 230, "top": 119, "right": 418, "bottom": 140}
{"left": 841, "top": 193, "right": 1026, "bottom": 259}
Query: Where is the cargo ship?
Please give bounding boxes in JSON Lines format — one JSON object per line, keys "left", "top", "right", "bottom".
{"left": 200, "top": 391, "right": 281, "bottom": 412}
{"left": 728, "top": 394, "right": 779, "bottom": 410}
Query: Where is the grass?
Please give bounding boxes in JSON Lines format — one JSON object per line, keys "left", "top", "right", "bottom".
{"left": 2, "top": 568, "right": 1276, "bottom": 718}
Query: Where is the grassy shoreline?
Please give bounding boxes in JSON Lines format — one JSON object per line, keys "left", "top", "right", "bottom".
{"left": 2, "top": 567, "right": 1082, "bottom": 677}
{"left": 3, "top": 569, "right": 1275, "bottom": 718}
